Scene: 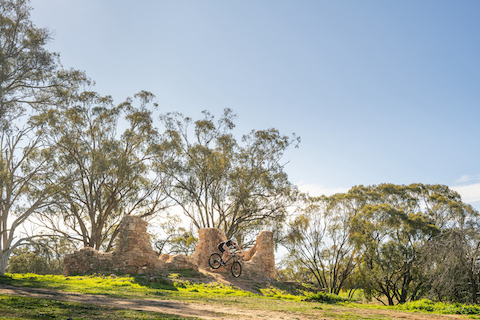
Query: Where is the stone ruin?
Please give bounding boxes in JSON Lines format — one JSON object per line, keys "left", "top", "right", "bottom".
{"left": 64, "top": 216, "right": 276, "bottom": 279}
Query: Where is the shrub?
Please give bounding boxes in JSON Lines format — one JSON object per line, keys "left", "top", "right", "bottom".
{"left": 304, "top": 291, "right": 348, "bottom": 303}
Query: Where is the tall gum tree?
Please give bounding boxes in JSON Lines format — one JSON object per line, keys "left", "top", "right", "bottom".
{"left": 284, "top": 194, "right": 356, "bottom": 294}
{"left": 348, "top": 183, "right": 477, "bottom": 305}
{"left": 153, "top": 109, "right": 299, "bottom": 243}
{"left": 0, "top": 0, "right": 85, "bottom": 129}
{"left": 0, "top": 0, "right": 86, "bottom": 275}
{"left": 282, "top": 183, "right": 478, "bottom": 303}
{"left": 0, "top": 124, "right": 60, "bottom": 275}
{"left": 33, "top": 90, "right": 170, "bottom": 251}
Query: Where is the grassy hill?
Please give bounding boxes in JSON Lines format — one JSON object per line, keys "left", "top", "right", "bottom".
{"left": 0, "top": 272, "right": 479, "bottom": 320}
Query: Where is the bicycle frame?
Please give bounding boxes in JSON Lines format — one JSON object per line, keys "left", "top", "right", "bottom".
{"left": 223, "top": 252, "right": 240, "bottom": 264}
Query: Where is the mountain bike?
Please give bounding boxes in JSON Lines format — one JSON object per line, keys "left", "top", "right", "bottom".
{"left": 208, "top": 250, "right": 242, "bottom": 278}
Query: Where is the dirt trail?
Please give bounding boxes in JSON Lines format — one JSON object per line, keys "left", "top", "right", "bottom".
{"left": 0, "top": 283, "right": 285, "bottom": 320}
{"left": 0, "top": 280, "right": 474, "bottom": 320}
{"left": 198, "top": 268, "right": 264, "bottom": 294}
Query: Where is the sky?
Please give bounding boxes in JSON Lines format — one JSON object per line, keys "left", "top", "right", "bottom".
{"left": 29, "top": 0, "right": 480, "bottom": 209}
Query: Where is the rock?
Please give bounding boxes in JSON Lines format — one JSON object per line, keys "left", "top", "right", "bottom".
{"left": 165, "top": 254, "right": 197, "bottom": 270}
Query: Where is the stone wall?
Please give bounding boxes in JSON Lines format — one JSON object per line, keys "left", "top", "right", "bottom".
{"left": 64, "top": 216, "right": 197, "bottom": 276}
{"left": 64, "top": 216, "right": 275, "bottom": 279}
{"left": 191, "top": 228, "right": 276, "bottom": 278}
{"left": 242, "top": 231, "right": 276, "bottom": 279}
{"left": 190, "top": 228, "right": 227, "bottom": 269}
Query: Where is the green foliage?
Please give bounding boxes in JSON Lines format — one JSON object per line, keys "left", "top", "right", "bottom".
{"left": 0, "top": 0, "right": 86, "bottom": 127}
{"left": 33, "top": 90, "right": 168, "bottom": 251}
{"left": 348, "top": 183, "right": 477, "bottom": 305}
{"left": 6, "top": 273, "right": 480, "bottom": 319}
{"left": 0, "top": 273, "right": 258, "bottom": 300}
{"left": 283, "top": 195, "right": 355, "bottom": 294}
{"left": 394, "top": 299, "right": 480, "bottom": 315}
{"left": 7, "top": 247, "right": 51, "bottom": 275}
{"left": 422, "top": 228, "right": 480, "bottom": 304}
{"left": 276, "top": 257, "right": 313, "bottom": 284}
{"left": 154, "top": 214, "right": 198, "bottom": 256}
{"left": 169, "top": 232, "right": 198, "bottom": 256}
{"left": 7, "top": 237, "right": 74, "bottom": 275}
{"left": 154, "top": 109, "right": 299, "bottom": 242}
{"left": 304, "top": 291, "right": 349, "bottom": 303}
{"left": 281, "top": 183, "right": 479, "bottom": 306}
{"left": 176, "top": 281, "right": 255, "bottom": 297}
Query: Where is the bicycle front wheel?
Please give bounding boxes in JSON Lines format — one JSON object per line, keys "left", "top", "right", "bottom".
{"left": 231, "top": 261, "right": 242, "bottom": 278}
{"left": 208, "top": 253, "right": 222, "bottom": 269}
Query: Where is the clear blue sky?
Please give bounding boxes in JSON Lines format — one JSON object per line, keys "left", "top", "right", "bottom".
{"left": 30, "top": 0, "right": 480, "bottom": 208}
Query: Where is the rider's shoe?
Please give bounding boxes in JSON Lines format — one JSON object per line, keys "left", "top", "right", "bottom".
{"left": 221, "top": 260, "right": 226, "bottom": 266}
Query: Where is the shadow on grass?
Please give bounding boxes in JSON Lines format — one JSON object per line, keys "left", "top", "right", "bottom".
{"left": 0, "top": 294, "right": 195, "bottom": 320}
{"left": 0, "top": 274, "right": 71, "bottom": 291}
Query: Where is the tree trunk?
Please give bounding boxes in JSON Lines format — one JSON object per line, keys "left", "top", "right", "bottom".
{"left": 387, "top": 295, "right": 395, "bottom": 306}
{"left": 0, "top": 252, "right": 9, "bottom": 276}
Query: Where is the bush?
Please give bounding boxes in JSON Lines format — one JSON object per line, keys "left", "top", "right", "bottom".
{"left": 304, "top": 291, "right": 348, "bottom": 303}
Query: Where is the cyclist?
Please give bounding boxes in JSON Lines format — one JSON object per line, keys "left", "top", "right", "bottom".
{"left": 217, "top": 238, "right": 241, "bottom": 266}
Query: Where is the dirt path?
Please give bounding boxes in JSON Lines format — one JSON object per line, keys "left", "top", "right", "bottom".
{"left": 0, "top": 283, "right": 475, "bottom": 320}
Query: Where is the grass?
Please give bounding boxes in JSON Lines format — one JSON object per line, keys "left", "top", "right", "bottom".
{"left": 3, "top": 273, "right": 480, "bottom": 319}
{"left": 393, "top": 299, "right": 480, "bottom": 315}
{"left": 304, "top": 291, "right": 349, "bottom": 303}
{"left": 0, "top": 294, "right": 197, "bottom": 320}
{"left": 0, "top": 273, "right": 257, "bottom": 302}
{"left": 0, "top": 273, "right": 380, "bottom": 319}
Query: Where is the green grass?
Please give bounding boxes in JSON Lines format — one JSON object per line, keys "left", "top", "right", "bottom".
{"left": 336, "top": 298, "right": 480, "bottom": 317}
{"left": 393, "top": 298, "right": 480, "bottom": 315}
{"left": 0, "top": 273, "right": 385, "bottom": 319}
{"left": 0, "top": 294, "right": 197, "bottom": 320}
{"left": 259, "top": 287, "right": 302, "bottom": 300}
{"left": 3, "top": 273, "right": 480, "bottom": 319}
{"left": 0, "top": 273, "right": 255, "bottom": 302}
{"left": 304, "top": 291, "right": 349, "bottom": 303}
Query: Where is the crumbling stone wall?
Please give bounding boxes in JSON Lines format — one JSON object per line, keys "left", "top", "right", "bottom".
{"left": 64, "top": 216, "right": 197, "bottom": 276}
{"left": 242, "top": 231, "right": 276, "bottom": 279}
{"left": 115, "top": 216, "right": 159, "bottom": 273}
{"left": 191, "top": 228, "right": 276, "bottom": 278}
{"left": 191, "top": 228, "right": 227, "bottom": 269}
{"left": 64, "top": 215, "right": 159, "bottom": 275}
{"left": 64, "top": 216, "right": 275, "bottom": 279}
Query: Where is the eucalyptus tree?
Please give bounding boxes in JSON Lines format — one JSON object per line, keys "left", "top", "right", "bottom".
{"left": 153, "top": 109, "right": 299, "bottom": 242}
{"left": 348, "top": 183, "right": 477, "bottom": 305}
{"left": 284, "top": 194, "right": 356, "bottom": 294}
{"left": 0, "top": 0, "right": 85, "bottom": 128}
{"left": 0, "top": 0, "right": 86, "bottom": 275}
{"left": 423, "top": 228, "right": 480, "bottom": 304}
{"left": 420, "top": 186, "right": 480, "bottom": 304}
{"left": 153, "top": 213, "right": 197, "bottom": 256}
{"left": 33, "top": 90, "right": 170, "bottom": 251}
{"left": 6, "top": 235, "right": 74, "bottom": 274}
{"left": 0, "top": 124, "right": 61, "bottom": 275}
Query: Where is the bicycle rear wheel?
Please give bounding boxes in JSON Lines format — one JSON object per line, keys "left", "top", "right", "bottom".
{"left": 208, "top": 253, "right": 222, "bottom": 269}
{"left": 231, "top": 261, "right": 242, "bottom": 278}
